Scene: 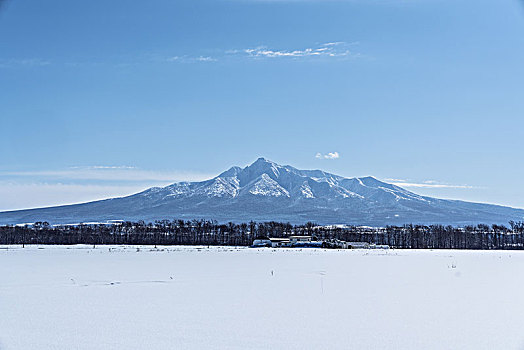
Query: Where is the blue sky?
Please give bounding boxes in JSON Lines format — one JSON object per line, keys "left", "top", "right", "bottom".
{"left": 1, "top": 0, "right": 524, "bottom": 211}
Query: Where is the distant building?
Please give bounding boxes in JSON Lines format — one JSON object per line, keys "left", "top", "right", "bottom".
{"left": 370, "top": 244, "right": 390, "bottom": 249}
{"left": 326, "top": 240, "right": 379, "bottom": 249}
{"left": 252, "top": 238, "right": 272, "bottom": 247}
{"left": 251, "top": 236, "right": 385, "bottom": 249}
{"left": 346, "top": 242, "right": 371, "bottom": 249}
{"left": 269, "top": 238, "right": 292, "bottom": 248}
{"left": 289, "top": 236, "right": 312, "bottom": 245}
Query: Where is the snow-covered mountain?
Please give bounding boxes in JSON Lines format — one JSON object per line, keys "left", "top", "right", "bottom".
{"left": 1, "top": 157, "right": 523, "bottom": 225}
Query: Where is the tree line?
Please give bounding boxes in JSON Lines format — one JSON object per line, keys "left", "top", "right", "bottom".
{"left": 1, "top": 219, "right": 524, "bottom": 249}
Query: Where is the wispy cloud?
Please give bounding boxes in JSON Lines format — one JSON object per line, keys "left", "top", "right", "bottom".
{"left": 0, "top": 166, "right": 213, "bottom": 183}
{"left": 165, "top": 41, "right": 360, "bottom": 64}
{"left": 0, "top": 42, "right": 360, "bottom": 69}
{"left": 70, "top": 165, "right": 136, "bottom": 170}
{"left": 0, "top": 58, "right": 51, "bottom": 68}
{"left": 166, "top": 55, "right": 218, "bottom": 63}
{"left": 316, "top": 152, "right": 340, "bottom": 159}
{"left": 387, "top": 178, "right": 476, "bottom": 189}
{"left": 0, "top": 166, "right": 215, "bottom": 211}
{"left": 235, "top": 0, "right": 411, "bottom": 3}
{"left": 0, "top": 182, "right": 152, "bottom": 211}
{"left": 241, "top": 42, "right": 358, "bottom": 59}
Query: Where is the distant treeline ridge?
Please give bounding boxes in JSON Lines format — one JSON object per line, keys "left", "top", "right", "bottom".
{"left": 2, "top": 219, "right": 524, "bottom": 249}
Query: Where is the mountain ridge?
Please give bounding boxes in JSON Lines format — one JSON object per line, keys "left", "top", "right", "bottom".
{"left": 1, "top": 157, "right": 523, "bottom": 226}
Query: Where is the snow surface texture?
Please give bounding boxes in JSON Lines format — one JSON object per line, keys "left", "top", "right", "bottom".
{"left": 1, "top": 246, "right": 524, "bottom": 350}
{"left": 1, "top": 157, "right": 524, "bottom": 225}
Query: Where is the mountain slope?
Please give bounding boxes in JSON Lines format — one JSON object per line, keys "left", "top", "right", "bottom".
{"left": 1, "top": 158, "right": 523, "bottom": 226}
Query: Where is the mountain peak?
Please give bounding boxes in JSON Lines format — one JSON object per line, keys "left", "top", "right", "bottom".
{"left": 240, "top": 157, "right": 282, "bottom": 182}
{"left": 250, "top": 157, "right": 276, "bottom": 167}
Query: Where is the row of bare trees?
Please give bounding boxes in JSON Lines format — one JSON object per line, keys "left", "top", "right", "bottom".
{"left": 1, "top": 220, "right": 524, "bottom": 249}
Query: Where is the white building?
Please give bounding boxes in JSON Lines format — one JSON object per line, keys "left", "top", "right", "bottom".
{"left": 269, "top": 238, "right": 292, "bottom": 248}
{"left": 346, "top": 242, "right": 370, "bottom": 249}
{"left": 289, "top": 236, "right": 312, "bottom": 245}
{"left": 252, "top": 239, "right": 272, "bottom": 247}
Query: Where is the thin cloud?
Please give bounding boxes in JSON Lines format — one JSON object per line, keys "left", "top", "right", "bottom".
{"left": 0, "top": 182, "right": 152, "bottom": 211}
{"left": 1, "top": 42, "right": 360, "bottom": 69}
{"left": 0, "top": 167, "right": 215, "bottom": 211}
{"left": 70, "top": 165, "right": 137, "bottom": 170}
{"left": 165, "top": 41, "right": 360, "bottom": 64}
{"left": 235, "top": 0, "right": 411, "bottom": 3}
{"left": 195, "top": 56, "right": 217, "bottom": 62}
{"left": 316, "top": 152, "right": 340, "bottom": 159}
{"left": 387, "top": 178, "right": 476, "bottom": 189}
{"left": 241, "top": 42, "right": 359, "bottom": 60}
{"left": 0, "top": 167, "right": 213, "bottom": 183}
{"left": 0, "top": 58, "right": 51, "bottom": 68}
{"left": 166, "top": 55, "right": 218, "bottom": 63}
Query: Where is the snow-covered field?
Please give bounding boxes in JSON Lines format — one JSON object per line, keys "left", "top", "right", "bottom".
{"left": 1, "top": 246, "right": 524, "bottom": 350}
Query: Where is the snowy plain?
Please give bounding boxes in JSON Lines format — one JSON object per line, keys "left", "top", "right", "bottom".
{"left": 1, "top": 245, "right": 524, "bottom": 350}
